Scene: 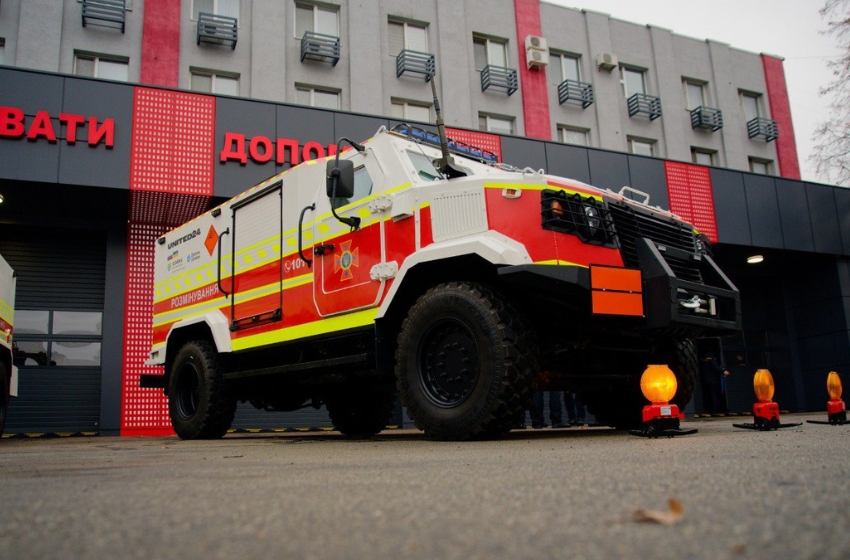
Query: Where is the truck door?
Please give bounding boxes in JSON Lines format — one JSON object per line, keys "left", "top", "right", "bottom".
{"left": 228, "top": 181, "right": 284, "bottom": 331}
{"left": 313, "top": 156, "right": 385, "bottom": 316}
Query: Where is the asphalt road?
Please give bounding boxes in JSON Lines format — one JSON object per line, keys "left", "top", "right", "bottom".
{"left": 1, "top": 413, "right": 848, "bottom": 560}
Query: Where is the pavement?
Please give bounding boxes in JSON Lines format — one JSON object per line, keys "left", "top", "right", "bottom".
{"left": 1, "top": 413, "right": 848, "bottom": 560}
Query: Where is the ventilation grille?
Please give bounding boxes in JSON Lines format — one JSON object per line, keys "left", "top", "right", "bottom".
{"left": 430, "top": 190, "right": 488, "bottom": 243}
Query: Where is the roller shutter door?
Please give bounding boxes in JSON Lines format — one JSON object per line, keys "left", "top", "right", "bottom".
{"left": 0, "top": 225, "right": 106, "bottom": 434}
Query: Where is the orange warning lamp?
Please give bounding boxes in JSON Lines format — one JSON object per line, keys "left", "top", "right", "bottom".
{"left": 640, "top": 364, "right": 678, "bottom": 404}
{"left": 806, "top": 371, "right": 848, "bottom": 426}
{"left": 753, "top": 368, "right": 775, "bottom": 403}
{"left": 734, "top": 368, "right": 800, "bottom": 430}
{"left": 630, "top": 364, "right": 696, "bottom": 438}
{"left": 825, "top": 371, "right": 847, "bottom": 424}
{"left": 827, "top": 371, "right": 843, "bottom": 401}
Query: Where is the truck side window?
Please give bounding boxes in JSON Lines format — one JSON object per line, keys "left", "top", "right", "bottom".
{"left": 407, "top": 150, "right": 442, "bottom": 181}
{"left": 333, "top": 165, "right": 373, "bottom": 209}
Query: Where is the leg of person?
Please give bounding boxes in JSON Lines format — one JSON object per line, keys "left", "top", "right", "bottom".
{"left": 531, "top": 391, "right": 546, "bottom": 428}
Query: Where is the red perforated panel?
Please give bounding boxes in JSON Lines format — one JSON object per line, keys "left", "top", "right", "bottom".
{"left": 446, "top": 127, "right": 502, "bottom": 162}
{"left": 665, "top": 161, "right": 718, "bottom": 243}
{"left": 120, "top": 222, "right": 173, "bottom": 436}
{"left": 130, "top": 87, "right": 216, "bottom": 195}
{"left": 130, "top": 191, "right": 210, "bottom": 227}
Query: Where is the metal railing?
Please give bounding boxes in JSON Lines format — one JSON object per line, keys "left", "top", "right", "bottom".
{"left": 690, "top": 106, "right": 723, "bottom": 131}
{"left": 301, "top": 31, "right": 341, "bottom": 66}
{"left": 627, "top": 93, "right": 662, "bottom": 120}
{"left": 81, "top": 0, "right": 126, "bottom": 34}
{"left": 747, "top": 117, "right": 779, "bottom": 142}
{"left": 197, "top": 12, "right": 238, "bottom": 50}
{"left": 557, "top": 79, "right": 594, "bottom": 108}
{"left": 396, "top": 50, "right": 436, "bottom": 81}
{"left": 481, "top": 65, "right": 518, "bottom": 96}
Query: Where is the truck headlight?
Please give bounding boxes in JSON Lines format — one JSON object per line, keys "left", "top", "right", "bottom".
{"left": 584, "top": 205, "right": 601, "bottom": 231}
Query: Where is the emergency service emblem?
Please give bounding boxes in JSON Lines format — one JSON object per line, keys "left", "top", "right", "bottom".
{"left": 334, "top": 240, "right": 359, "bottom": 281}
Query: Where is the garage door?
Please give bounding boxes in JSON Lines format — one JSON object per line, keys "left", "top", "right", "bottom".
{"left": 0, "top": 225, "right": 106, "bottom": 434}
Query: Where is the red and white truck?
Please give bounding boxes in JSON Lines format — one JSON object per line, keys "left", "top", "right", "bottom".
{"left": 0, "top": 253, "right": 17, "bottom": 437}
{"left": 144, "top": 121, "right": 740, "bottom": 440}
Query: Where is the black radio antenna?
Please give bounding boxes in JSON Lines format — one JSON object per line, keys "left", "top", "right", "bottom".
{"left": 430, "top": 79, "right": 467, "bottom": 179}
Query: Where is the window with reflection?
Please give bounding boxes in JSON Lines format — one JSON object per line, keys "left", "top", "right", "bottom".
{"left": 13, "top": 310, "right": 103, "bottom": 368}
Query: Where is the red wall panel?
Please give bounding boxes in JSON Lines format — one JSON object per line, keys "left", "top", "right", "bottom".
{"left": 140, "top": 0, "right": 181, "bottom": 87}
{"left": 761, "top": 54, "right": 801, "bottom": 180}
{"left": 513, "top": 0, "right": 551, "bottom": 140}
{"left": 665, "top": 161, "right": 718, "bottom": 243}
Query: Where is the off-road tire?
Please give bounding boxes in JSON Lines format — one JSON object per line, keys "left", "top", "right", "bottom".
{"left": 396, "top": 282, "right": 537, "bottom": 440}
{"left": 585, "top": 338, "right": 699, "bottom": 430}
{"left": 168, "top": 340, "right": 236, "bottom": 440}
{"left": 326, "top": 383, "right": 397, "bottom": 437}
{"left": 0, "top": 362, "right": 8, "bottom": 437}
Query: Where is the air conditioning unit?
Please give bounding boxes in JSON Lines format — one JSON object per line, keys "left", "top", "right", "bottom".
{"left": 596, "top": 52, "right": 618, "bottom": 72}
{"left": 526, "top": 48, "right": 549, "bottom": 70}
{"left": 525, "top": 35, "right": 548, "bottom": 52}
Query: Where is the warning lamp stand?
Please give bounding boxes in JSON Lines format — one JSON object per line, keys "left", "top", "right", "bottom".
{"left": 630, "top": 403, "right": 698, "bottom": 438}
{"left": 629, "top": 364, "right": 697, "bottom": 438}
{"left": 733, "top": 368, "right": 802, "bottom": 431}
{"left": 807, "top": 371, "right": 849, "bottom": 426}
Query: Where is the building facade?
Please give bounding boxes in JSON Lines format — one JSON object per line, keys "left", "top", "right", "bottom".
{"left": 0, "top": 1, "right": 846, "bottom": 437}
{"left": 1, "top": 0, "right": 797, "bottom": 178}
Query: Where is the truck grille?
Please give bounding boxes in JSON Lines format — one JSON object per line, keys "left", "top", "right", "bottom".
{"left": 608, "top": 202, "right": 702, "bottom": 283}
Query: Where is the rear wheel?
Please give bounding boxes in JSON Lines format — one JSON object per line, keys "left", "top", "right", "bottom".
{"left": 396, "top": 282, "right": 537, "bottom": 440}
{"left": 168, "top": 341, "right": 236, "bottom": 440}
{"left": 326, "top": 383, "right": 397, "bottom": 437}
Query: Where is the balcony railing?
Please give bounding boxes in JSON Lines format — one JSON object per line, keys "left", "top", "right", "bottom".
{"left": 627, "top": 93, "right": 662, "bottom": 120}
{"left": 690, "top": 106, "right": 723, "bottom": 132}
{"left": 197, "top": 12, "right": 238, "bottom": 50}
{"left": 81, "top": 0, "right": 126, "bottom": 34}
{"left": 481, "top": 65, "right": 518, "bottom": 96}
{"left": 301, "top": 31, "right": 341, "bottom": 66}
{"left": 558, "top": 79, "right": 594, "bottom": 109}
{"left": 396, "top": 50, "right": 436, "bottom": 82}
{"left": 747, "top": 117, "right": 779, "bottom": 142}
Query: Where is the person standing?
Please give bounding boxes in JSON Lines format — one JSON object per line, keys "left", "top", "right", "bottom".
{"left": 699, "top": 350, "right": 730, "bottom": 414}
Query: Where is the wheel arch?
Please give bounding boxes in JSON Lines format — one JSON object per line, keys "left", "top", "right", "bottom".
{"left": 163, "top": 312, "right": 231, "bottom": 390}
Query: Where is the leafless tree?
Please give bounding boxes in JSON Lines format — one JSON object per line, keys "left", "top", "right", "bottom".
{"left": 812, "top": 0, "right": 850, "bottom": 185}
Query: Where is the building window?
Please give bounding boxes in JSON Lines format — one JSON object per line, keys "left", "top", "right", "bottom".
{"left": 295, "top": 2, "right": 339, "bottom": 38}
{"left": 749, "top": 157, "right": 773, "bottom": 175}
{"left": 296, "top": 85, "right": 340, "bottom": 109}
{"left": 684, "top": 80, "right": 706, "bottom": 110}
{"left": 551, "top": 52, "right": 581, "bottom": 83}
{"left": 389, "top": 20, "right": 428, "bottom": 56}
{"left": 628, "top": 137, "right": 656, "bottom": 157}
{"left": 0, "top": 38, "right": 5, "bottom": 65}
{"left": 479, "top": 113, "right": 514, "bottom": 135}
{"left": 191, "top": 69, "right": 239, "bottom": 95}
{"left": 741, "top": 91, "right": 762, "bottom": 122}
{"left": 391, "top": 99, "right": 431, "bottom": 122}
{"left": 193, "top": 0, "right": 239, "bottom": 19}
{"left": 621, "top": 66, "right": 646, "bottom": 97}
{"left": 74, "top": 52, "right": 129, "bottom": 82}
{"left": 473, "top": 36, "right": 508, "bottom": 71}
{"left": 558, "top": 125, "right": 589, "bottom": 146}
{"left": 13, "top": 310, "right": 103, "bottom": 368}
{"left": 691, "top": 148, "right": 716, "bottom": 166}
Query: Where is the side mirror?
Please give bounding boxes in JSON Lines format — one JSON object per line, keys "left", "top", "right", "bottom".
{"left": 326, "top": 159, "right": 355, "bottom": 199}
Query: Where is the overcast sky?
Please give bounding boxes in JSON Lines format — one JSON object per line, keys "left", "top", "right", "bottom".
{"left": 545, "top": 0, "right": 838, "bottom": 183}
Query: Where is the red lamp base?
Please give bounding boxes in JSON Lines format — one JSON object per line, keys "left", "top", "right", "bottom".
{"left": 630, "top": 404, "right": 697, "bottom": 438}
{"left": 734, "top": 400, "right": 802, "bottom": 430}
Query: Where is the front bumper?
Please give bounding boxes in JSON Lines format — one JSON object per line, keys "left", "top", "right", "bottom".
{"left": 498, "top": 237, "right": 741, "bottom": 336}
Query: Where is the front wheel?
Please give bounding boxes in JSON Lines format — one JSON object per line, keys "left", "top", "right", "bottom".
{"left": 168, "top": 340, "right": 236, "bottom": 440}
{"left": 396, "top": 282, "right": 537, "bottom": 440}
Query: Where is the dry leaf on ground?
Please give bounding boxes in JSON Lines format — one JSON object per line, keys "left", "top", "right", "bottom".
{"left": 632, "top": 498, "right": 684, "bottom": 525}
